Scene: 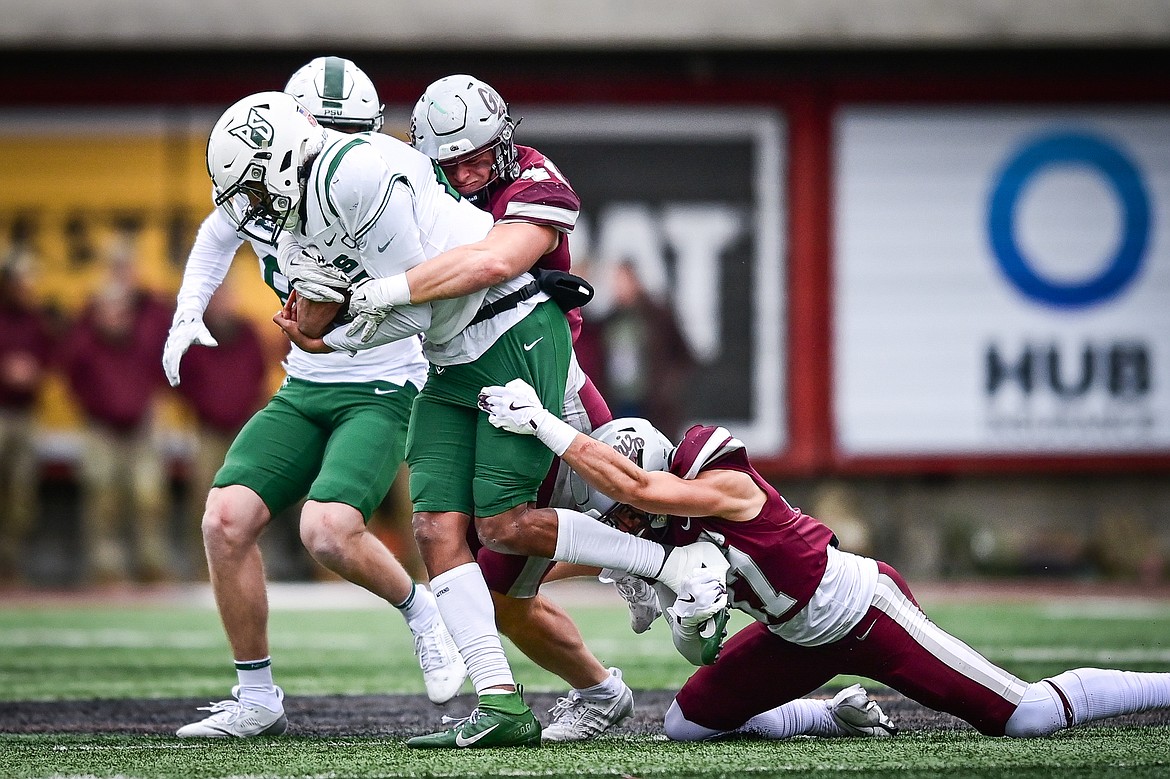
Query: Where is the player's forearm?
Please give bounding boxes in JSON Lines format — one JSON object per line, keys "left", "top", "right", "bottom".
{"left": 404, "top": 243, "right": 524, "bottom": 304}
{"left": 175, "top": 211, "right": 242, "bottom": 315}
{"left": 561, "top": 436, "right": 658, "bottom": 508}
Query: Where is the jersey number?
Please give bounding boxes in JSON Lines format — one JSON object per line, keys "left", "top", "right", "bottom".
{"left": 726, "top": 545, "right": 798, "bottom": 625}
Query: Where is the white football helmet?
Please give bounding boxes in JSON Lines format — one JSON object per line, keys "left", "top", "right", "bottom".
{"left": 206, "top": 91, "right": 326, "bottom": 243}
{"left": 575, "top": 418, "right": 675, "bottom": 538}
{"left": 409, "top": 74, "right": 519, "bottom": 191}
{"left": 284, "top": 56, "right": 384, "bottom": 133}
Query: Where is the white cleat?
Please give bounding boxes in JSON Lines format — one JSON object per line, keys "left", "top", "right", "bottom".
{"left": 541, "top": 668, "right": 635, "bottom": 742}
{"left": 413, "top": 618, "right": 468, "bottom": 704}
{"left": 829, "top": 684, "right": 898, "bottom": 737}
{"left": 176, "top": 685, "right": 288, "bottom": 738}
{"left": 656, "top": 540, "right": 729, "bottom": 593}
{"left": 600, "top": 569, "right": 662, "bottom": 634}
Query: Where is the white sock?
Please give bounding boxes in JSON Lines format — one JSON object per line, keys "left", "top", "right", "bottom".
{"left": 395, "top": 583, "right": 439, "bottom": 634}
{"left": 1051, "top": 668, "right": 1170, "bottom": 726}
{"left": 234, "top": 657, "right": 281, "bottom": 710}
{"left": 1006, "top": 668, "right": 1170, "bottom": 737}
{"left": 577, "top": 668, "right": 625, "bottom": 701}
{"left": 553, "top": 508, "right": 666, "bottom": 578}
{"left": 429, "top": 562, "right": 515, "bottom": 695}
{"left": 736, "top": 698, "right": 837, "bottom": 739}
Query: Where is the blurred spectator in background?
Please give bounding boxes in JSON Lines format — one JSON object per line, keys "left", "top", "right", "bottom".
{"left": 595, "top": 260, "right": 696, "bottom": 441}
{"left": 60, "top": 253, "right": 172, "bottom": 585}
{"left": 175, "top": 285, "right": 267, "bottom": 580}
{"left": 0, "top": 248, "right": 56, "bottom": 585}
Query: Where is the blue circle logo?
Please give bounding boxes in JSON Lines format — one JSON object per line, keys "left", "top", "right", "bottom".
{"left": 987, "top": 132, "right": 1150, "bottom": 308}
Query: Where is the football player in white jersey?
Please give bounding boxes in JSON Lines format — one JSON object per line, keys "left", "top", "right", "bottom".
{"left": 163, "top": 58, "right": 466, "bottom": 739}
{"left": 259, "top": 86, "right": 731, "bottom": 746}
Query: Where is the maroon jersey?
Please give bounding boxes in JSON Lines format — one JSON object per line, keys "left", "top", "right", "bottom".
{"left": 661, "top": 424, "right": 837, "bottom": 628}
{"left": 178, "top": 317, "right": 267, "bottom": 433}
{"left": 483, "top": 145, "right": 583, "bottom": 339}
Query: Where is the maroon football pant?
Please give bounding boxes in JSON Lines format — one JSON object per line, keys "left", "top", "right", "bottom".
{"left": 675, "top": 562, "right": 1026, "bottom": 735}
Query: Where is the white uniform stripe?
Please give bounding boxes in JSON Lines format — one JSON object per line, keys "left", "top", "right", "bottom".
{"left": 872, "top": 574, "right": 1028, "bottom": 705}
{"left": 683, "top": 427, "right": 744, "bottom": 480}
{"left": 500, "top": 202, "right": 578, "bottom": 230}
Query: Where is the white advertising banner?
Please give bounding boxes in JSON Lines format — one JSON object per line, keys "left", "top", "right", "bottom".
{"left": 834, "top": 108, "right": 1170, "bottom": 455}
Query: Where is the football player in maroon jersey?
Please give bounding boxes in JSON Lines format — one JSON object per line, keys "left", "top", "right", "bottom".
{"left": 479, "top": 378, "right": 1170, "bottom": 741}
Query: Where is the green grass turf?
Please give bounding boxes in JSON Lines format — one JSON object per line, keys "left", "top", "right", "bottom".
{"left": 4, "top": 729, "right": 1170, "bottom": 779}
{"left": 2, "top": 590, "right": 1170, "bottom": 777}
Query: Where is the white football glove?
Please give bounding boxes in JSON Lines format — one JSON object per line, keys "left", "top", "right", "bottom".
{"left": 666, "top": 568, "right": 728, "bottom": 631}
{"left": 344, "top": 275, "right": 411, "bottom": 344}
{"left": 477, "top": 378, "right": 549, "bottom": 435}
{"left": 478, "top": 378, "right": 578, "bottom": 455}
{"left": 285, "top": 247, "right": 348, "bottom": 304}
{"left": 162, "top": 310, "right": 217, "bottom": 387}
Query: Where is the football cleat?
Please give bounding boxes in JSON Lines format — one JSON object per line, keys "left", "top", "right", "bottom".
{"left": 829, "top": 683, "right": 898, "bottom": 737}
{"left": 406, "top": 688, "right": 541, "bottom": 748}
{"left": 542, "top": 668, "right": 635, "bottom": 742}
{"left": 413, "top": 618, "right": 468, "bottom": 704}
{"left": 656, "top": 541, "right": 729, "bottom": 593}
{"left": 601, "top": 569, "right": 662, "bottom": 634}
{"left": 176, "top": 685, "right": 288, "bottom": 738}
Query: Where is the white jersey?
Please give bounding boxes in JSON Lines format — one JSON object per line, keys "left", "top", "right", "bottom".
{"left": 310, "top": 131, "right": 549, "bottom": 366}
{"left": 174, "top": 205, "right": 428, "bottom": 387}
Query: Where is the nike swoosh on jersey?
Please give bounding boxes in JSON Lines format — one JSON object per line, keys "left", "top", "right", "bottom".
{"left": 323, "top": 235, "right": 336, "bottom": 246}
{"left": 523, "top": 337, "right": 544, "bottom": 351}
{"left": 454, "top": 723, "right": 499, "bottom": 747}
{"left": 374, "top": 388, "right": 398, "bottom": 395}
{"left": 377, "top": 236, "right": 395, "bottom": 252}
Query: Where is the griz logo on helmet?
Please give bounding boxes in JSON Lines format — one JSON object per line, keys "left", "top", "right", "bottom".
{"left": 610, "top": 433, "right": 647, "bottom": 466}
{"left": 478, "top": 87, "right": 508, "bottom": 120}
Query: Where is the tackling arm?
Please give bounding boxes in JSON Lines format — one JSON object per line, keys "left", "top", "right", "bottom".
{"left": 478, "top": 378, "right": 763, "bottom": 521}
{"left": 351, "top": 221, "right": 556, "bottom": 311}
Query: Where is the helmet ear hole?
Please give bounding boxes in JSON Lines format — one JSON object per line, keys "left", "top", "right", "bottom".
{"left": 279, "top": 150, "right": 293, "bottom": 173}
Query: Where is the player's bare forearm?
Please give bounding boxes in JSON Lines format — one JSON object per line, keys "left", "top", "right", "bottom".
{"left": 561, "top": 436, "right": 659, "bottom": 510}
{"left": 404, "top": 222, "right": 555, "bottom": 303}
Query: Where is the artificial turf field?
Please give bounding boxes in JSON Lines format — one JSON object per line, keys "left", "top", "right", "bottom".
{"left": 2, "top": 579, "right": 1170, "bottom": 778}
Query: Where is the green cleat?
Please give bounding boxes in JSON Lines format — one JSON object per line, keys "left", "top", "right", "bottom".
{"left": 698, "top": 606, "right": 730, "bottom": 665}
{"left": 407, "top": 689, "right": 541, "bottom": 749}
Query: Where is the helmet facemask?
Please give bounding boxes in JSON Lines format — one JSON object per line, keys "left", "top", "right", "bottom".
{"left": 212, "top": 158, "right": 301, "bottom": 244}
{"left": 597, "top": 501, "right": 670, "bottom": 541}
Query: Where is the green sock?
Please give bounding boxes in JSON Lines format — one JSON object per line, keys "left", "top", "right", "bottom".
{"left": 479, "top": 687, "right": 527, "bottom": 713}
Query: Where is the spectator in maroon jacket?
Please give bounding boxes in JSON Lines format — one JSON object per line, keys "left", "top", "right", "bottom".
{"left": 176, "top": 286, "right": 267, "bottom": 579}
{"left": 0, "top": 251, "right": 55, "bottom": 584}
{"left": 60, "top": 262, "right": 173, "bottom": 585}
{"left": 596, "top": 260, "right": 697, "bottom": 441}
